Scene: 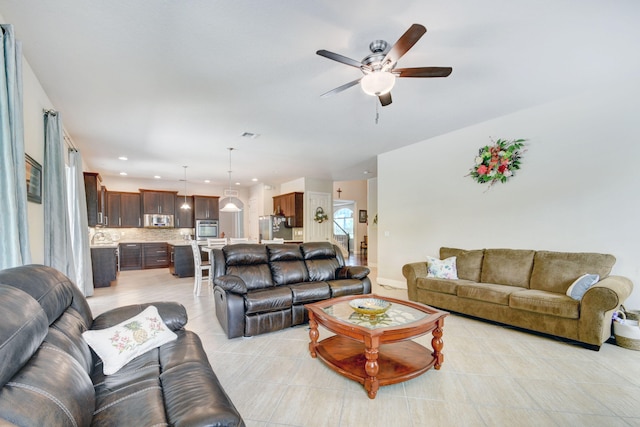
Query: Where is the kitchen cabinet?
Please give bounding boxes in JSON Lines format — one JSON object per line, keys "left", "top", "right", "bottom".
{"left": 90, "top": 246, "right": 117, "bottom": 287}
{"left": 140, "top": 190, "right": 177, "bottom": 215}
{"left": 119, "top": 243, "right": 142, "bottom": 270}
{"left": 106, "top": 192, "right": 141, "bottom": 228}
{"left": 143, "top": 242, "right": 169, "bottom": 269}
{"left": 83, "top": 172, "right": 106, "bottom": 227}
{"left": 169, "top": 244, "right": 194, "bottom": 277}
{"left": 176, "top": 195, "right": 194, "bottom": 228}
{"left": 273, "top": 192, "right": 304, "bottom": 227}
{"left": 194, "top": 196, "right": 219, "bottom": 220}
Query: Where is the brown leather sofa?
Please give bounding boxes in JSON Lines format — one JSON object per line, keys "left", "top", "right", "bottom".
{"left": 403, "top": 247, "right": 634, "bottom": 349}
{"left": 212, "top": 242, "right": 371, "bottom": 338}
{"left": 0, "top": 264, "right": 245, "bottom": 426}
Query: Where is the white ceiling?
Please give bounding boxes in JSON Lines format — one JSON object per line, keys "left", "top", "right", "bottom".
{"left": 1, "top": 1, "right": 637, "bottom": 190}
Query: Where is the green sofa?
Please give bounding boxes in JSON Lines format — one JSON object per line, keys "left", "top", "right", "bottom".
{"left": 403, "top": 247, "right": 634, "bottom": 350}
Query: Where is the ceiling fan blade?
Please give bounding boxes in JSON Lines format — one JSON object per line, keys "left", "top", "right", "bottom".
{"left": 316, "top": 49, "right": 365, "bottom": 69}
{"left": 382, "top": 24, "right": 427, "bottom": 68}
{"left": 395, "top": 66, "right": 453, "bottom": 78}
{"left": 378, "top": 92, "right": 392, "bottom": 107}
{"left": 320, "top": 78, "right": 361, "bottom": 98}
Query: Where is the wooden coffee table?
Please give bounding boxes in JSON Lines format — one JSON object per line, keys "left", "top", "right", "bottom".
{"left": 306, "top": 294, "right": 448, "bottom": 399}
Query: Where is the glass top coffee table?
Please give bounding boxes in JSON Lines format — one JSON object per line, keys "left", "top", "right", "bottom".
{"left": 305, "top": 294, "right": 448, "bottom": 399}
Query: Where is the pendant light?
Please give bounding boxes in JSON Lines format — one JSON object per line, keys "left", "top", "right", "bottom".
{"left": 180, "top": 165, "right": 191, "bottom": 210}
{"left": 220, "top": 147, "right": 242, "bottom": 212}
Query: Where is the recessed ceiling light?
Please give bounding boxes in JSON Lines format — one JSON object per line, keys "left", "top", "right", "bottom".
{"left": 252, "top": 178, "right": 258, "bottom": 182}
{"left": 154, "top": 175, "right": 161, "bottom": 179}
{"left": 363, "top": 170, "right": 370, "bottom": 175}
{"left": 119, "top": 172, "right": 127, "bottom": 176}
{"left": 235, "top": 182, "right": 240, "bottom": 186}
{"left": 204, "top": 179, "right": 210, "bottom": 183}
{"left": 118, "top": 156, "right": 128, "bottom": 161}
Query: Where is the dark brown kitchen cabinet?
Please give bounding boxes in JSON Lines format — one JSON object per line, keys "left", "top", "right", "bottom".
{"left": 90, "top": 246, "right": 118, "bottom": 287}
{"left": 175, "top": 195, "right": 194, "bottom": 228}
{"left": 119, "top": 243, "right": 142, "bottom": 270}
{"left": 142, "top": 242, "right": 169, "bottom": 269}
{"left": 140, "top": 190, "right": 177, "bottom": 216}
{"left": 273, "top": 192, "right": 303, "bottom": 227}
{"left": 106, "top": 192, "right": 141, "bottom": 228}
{"left": 83, "top": 172, "right": 106, "bottom": 227}
{"left": 169, "top": 244, "right": 194, "bottom": 277}
{"left": 193, "top": 196, "right": 219, "bottom": 220}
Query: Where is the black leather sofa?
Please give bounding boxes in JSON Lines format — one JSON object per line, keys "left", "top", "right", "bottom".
{"left": 0, "top": 264, "right": 244, "bottom": 427}
{"left": 212, "top": 242, "right": 371, "bottom": 338}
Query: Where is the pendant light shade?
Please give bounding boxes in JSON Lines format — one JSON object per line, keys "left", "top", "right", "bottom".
{"left": 180, "top": 165, "right": 191, "bottom": 210}
{"left": 220, "top": 148, "right": 242, "bottom": 213}
{"left": 361, "top": 71, "right": 396, "bottom": 96}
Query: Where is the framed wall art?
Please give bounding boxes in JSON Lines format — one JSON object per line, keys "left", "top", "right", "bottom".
{"left": 359, "top": 209, "right": 367, "bottom": 223}
{"left": 25, "top": 154, "right": 42, "bottom": 204}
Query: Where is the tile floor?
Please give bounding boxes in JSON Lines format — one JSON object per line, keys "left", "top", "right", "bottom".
{"left": 87, "top": 267, "right": 640, "bottom": 427}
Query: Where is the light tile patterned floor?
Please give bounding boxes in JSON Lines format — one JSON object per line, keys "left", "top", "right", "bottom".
{"left": 87, "top": 268, "right": 640, "bottom": 427}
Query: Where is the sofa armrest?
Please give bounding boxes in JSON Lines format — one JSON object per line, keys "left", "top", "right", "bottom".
{"left": 91, "top": 302, "right": 188, "bottom": 332}
{"left": 402, "top": 262, "right": 429, "bottom": 301}
{"left": 336, "top": 266, "right": 370, "bottom": 280}
{"left": 213, "top": 275, "right": 248, "bottom": 295}
{"left": 578, "top": 275, "right": 634, "bottom": 345}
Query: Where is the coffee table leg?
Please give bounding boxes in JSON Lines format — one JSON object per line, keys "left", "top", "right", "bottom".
{"left": 308, "top": 313, "right": 319, "bottom": 358}
{"left": 432, "top": 317, "right": 445, "bottom": 370}
{"left": 364, "top": 339, "right": 380, "bottom": 399}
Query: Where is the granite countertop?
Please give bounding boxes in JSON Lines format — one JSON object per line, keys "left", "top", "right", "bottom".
{"left": 89, "top": 243, "right": 119, "bottom": 248}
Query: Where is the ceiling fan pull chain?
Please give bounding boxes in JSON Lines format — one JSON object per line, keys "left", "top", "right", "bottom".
{"left": 375, "top": 99, "right": 380, "bottom": 124}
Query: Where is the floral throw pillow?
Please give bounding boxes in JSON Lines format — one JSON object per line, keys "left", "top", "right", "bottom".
{"left": 426, "top": 256, "right": 458, "bottom": 279}
{"left": 82, "top": 305, "right": 177, "bottom": 375}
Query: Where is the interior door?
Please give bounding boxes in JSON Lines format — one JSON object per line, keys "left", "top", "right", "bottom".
{"left": 306, "top": 191, "right": 331, "bottom": 242}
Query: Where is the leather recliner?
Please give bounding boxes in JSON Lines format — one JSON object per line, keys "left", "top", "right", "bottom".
{"left": 213, "top": 242, "right": 371, "bottom": 338}
{"left": 0, "top": 264, "right": 245, "bottom": 427}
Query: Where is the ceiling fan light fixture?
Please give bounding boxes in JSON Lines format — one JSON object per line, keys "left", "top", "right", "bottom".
{"left": 361, "top": 71, "right": 396, "bottom": 96}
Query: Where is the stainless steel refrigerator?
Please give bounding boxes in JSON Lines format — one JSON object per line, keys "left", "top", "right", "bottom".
{"left": 259, "top": 215, "right": 292, "bottom": 241}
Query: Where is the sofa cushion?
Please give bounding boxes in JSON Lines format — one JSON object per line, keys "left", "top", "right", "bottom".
{"left": 480, "top": 249, "right": 535, "bottom": 288}
{"left": 426, "top": 256, "right": 458, "bottom": 279}
{"left": 82, "top": 305, "right": 178, "bottom": 375}
{"left": 529, "top": 251, "right": 615, "bottom": 294}
{"left": 268, "top": 244, "right": 304, "bottom": 261}
{"left": 456, "top": 282, "right": 525, "bottom": 305}
{"left": 566, "top": 274, "right": 600, "bottom": 300}
{"left": 300, "top": 242, "right": 337, "bottom": 260}
{"left": 440, "top": 247, "right": 484, "bottom": 282}
{"left": 227, "top": 264, "right": 274, "bottom": 291}
{"left": 245, "top": 286, "right": 293, "bottom": 315}
{"left": 509, "top": 289, "right": 580, "bottom": 319}
{"left": 326, "top": 279, "right": 364, "bottom": 297}
{"left": 0, "top": 285, "right": 49, "bottom": 387}
{"left": 306, "top": 258, "right": 340, "bottom": 281}
{"left": 223, "top": 244, "right": 269, "bottom": 266}
{"left": 288, "top": 281, "right": 331, "bottom": 304}
{"left": 416, "top": 277, "right": 470, "bottom": 295}
{"left": 270, "top": 260, "right": 309, "bottom": 286}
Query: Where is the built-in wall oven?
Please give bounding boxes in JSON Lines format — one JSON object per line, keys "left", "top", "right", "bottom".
{"left": 195, "top": 219, "right": 219, "bottom": 241}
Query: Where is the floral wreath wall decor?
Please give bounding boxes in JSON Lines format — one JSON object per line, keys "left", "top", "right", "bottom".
{"left": 468, "top": 138, "right": 526, "bottom": 190}
{"left": 313, "top": 207, "right": 329, "bottom": 223}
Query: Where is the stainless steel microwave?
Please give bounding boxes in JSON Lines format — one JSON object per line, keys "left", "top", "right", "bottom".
{"left": 143, "top": 214, "right": 174, "bottom": 228}
{"left": 196, "top": 219, "right": 218, "bottom": 240}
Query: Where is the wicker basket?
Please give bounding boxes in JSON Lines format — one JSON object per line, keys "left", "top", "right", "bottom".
{"left": 621, "top": 305, "right": 640, "bottom": 321}
{"left": 614, "top": 310, "right": 640, "bottom": 351}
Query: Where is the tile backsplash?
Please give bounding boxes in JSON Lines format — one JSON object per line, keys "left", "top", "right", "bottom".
{"left": 90, "top": 227, "right": 194, "bottom": 243}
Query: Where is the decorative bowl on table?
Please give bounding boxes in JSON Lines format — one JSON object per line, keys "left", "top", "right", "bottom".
{"left": 349, "top": 298, "right": 391, "bottom": 316}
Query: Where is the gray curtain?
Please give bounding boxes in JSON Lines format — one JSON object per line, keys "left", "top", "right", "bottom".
{"left": 44, "top": 111, "right": 76, "bottom": 282}
{"left": 0, "top": 24, "right": 31, "bottom": 269}
{"left": 67, "top": 150, "right": 93, "bottom": 296}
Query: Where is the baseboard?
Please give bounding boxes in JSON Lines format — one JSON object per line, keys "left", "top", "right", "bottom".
{"left": 376, "top": 276, "right": 406, "bottom": 289}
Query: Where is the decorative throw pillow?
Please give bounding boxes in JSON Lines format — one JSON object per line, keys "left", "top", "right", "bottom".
{"left": 566, "top": 274, "right": 600, "bottom": 300}
{"left": 82, "top": 305, "right": 177, "bottom": 375}
{"left": 426, "top": 256, "right": 458, "bottom": 279}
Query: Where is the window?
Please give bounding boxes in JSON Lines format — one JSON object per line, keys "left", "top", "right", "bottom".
{"left": 333, "top": 208, "right": 354, "bottom": 238}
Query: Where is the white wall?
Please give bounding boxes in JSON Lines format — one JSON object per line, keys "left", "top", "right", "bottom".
{"left": 377, "top": 83, "right": 640, "bottom": 308}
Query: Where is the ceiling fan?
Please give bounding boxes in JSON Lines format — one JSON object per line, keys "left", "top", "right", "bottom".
{"left": 317, "top": 23, "right": 452, "bottom": 107}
